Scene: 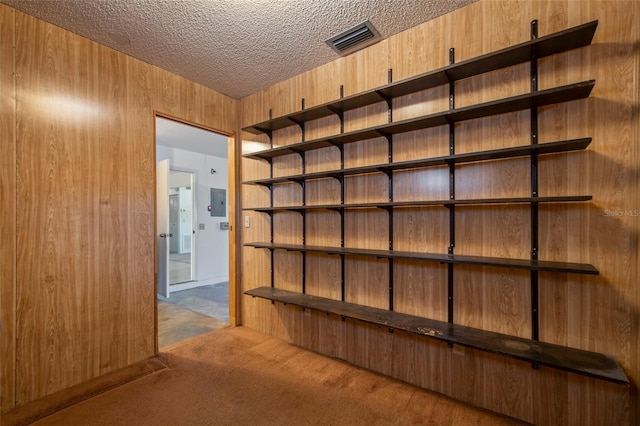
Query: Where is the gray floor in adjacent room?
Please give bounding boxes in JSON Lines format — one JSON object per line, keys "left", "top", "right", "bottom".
{"left": 158, "top": 282, "right": 229, "bottom": 349}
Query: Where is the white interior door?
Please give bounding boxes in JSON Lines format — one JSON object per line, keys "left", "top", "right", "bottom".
{"left": 157, "top": 159, "right": 170, "bottom": 298}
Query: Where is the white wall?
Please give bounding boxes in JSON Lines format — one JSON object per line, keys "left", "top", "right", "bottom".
{"left": 157, "top": 144, "right": 229, "bottom": 285}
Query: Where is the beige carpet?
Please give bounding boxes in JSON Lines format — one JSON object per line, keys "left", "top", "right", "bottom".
{"left": 29, "top": 327, "right": 526, "bottom": 425}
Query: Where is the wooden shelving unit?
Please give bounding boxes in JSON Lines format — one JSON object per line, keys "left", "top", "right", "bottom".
{"left": 242, "top": 20, "right": 599, "bottom": 136}
{"left": 245, "top": 287, "right": 628, "bottom": 385}
{"left": 242, "top": 82, "right": 594, "bottom": 161}
{"left": 243, "top": 138, "right": 592, "bottom": 185}
{"left": 244, "top": 242, "right": 599, "bottom": 275}
{"left": 241, "top": 19, "right": 630, "bottom": 385}
{"left": 244, "top": 196, "right": 593, "bottom": 213}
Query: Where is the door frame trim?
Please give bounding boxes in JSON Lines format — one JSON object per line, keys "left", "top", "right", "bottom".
{"left": 153, "top": 111, "right": 238, "bottom": 354}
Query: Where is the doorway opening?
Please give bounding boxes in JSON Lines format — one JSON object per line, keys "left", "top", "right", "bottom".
{"left": 156, "top": 115, "right": 231, "bottom": 349}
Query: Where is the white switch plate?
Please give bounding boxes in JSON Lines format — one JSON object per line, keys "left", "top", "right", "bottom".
{"left": 244, "top": 215, "right": 250, "bottom": 228}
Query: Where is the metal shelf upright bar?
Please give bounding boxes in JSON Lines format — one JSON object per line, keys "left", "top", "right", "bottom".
{"left": 268, "top": 109, "right": 275, "bottom": 289}
{"left": 297, "top": 100, "right": 307, "bottom": 294}
{"left": 386, "top": 69, "right": 394, "bottom": 312}
{"left": 530, "top": 20, "right": 540, "bottom": 343}
{"left": 447, "top": 48, "right": 456, "bottom": 325}
{"left": 340, "top": 173, "right": 345, "bottom": 302}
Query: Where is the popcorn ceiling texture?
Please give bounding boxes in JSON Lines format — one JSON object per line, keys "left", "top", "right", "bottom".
{"left": 2, "top": 0, "right": 476, "bottom": 99}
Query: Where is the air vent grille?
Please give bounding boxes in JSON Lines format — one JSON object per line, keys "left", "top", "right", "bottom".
{"left": 326, "top": 20, "right": 382, "bottom": 56}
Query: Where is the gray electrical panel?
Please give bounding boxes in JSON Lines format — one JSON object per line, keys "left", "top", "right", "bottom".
{"left": 210, "top": 188, "right": 226, "bottom": 217}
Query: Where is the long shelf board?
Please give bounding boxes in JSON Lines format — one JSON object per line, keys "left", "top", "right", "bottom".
{"left": 244, "top": 286, "right": 627, "bottom": 385}
{"left": 243, "top": 196, "right": 592, "bottom": 213}
{"left": 244, "top": 81, "right": 594, "bottom": 161}
{"left": 243, "top": 138, "right": 591, "bottom": 186}
{"left": 244, "top": 242, "right": 598, "bottom": 275}
{"left": 242, "top": 20, "right": 597, "bottom": 135}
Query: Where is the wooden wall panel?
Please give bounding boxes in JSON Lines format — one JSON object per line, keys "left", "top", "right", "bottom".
{"left": 0, "top": 4, "right": 16, "bottom": 410}
{"left": 125, "top": 56, "right": 156, "bottom": 362}
{"left": 391, "top": 331, "right": 451, "bottom": 395}
{"left": 1, "top": 7, "right": 237, "bottom": 410}
{"left": 240, "top": 1, "right": 640, "bottom": 424}
{"left": 341, "top": 39, "right": 389, "bottom": 98}
{"left": 305, "top": 209, "right": 341, "bottom": 300}
{"left": 14, "top": 13, "right": 106, "bottom": 402}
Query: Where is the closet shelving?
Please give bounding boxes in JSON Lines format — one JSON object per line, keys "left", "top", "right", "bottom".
{"left": 242, "top": 21, "right": 598, "bottom": 137}
{"left": 243, "top": 242, "right": 598, "bottom": 275}
{"left": 242, "top": 82, "right": 593, "bottom": 160}
{"left": 241, "top": 19, "right": 629, "bottom": 385}
{"left": 243, "top": 138, "right": 592, "bottom": 184}
{"left": 245, "top": 286, "right": 627, "bottom": 384}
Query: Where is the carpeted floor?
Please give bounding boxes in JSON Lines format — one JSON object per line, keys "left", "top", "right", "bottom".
{"left": 29, "top": 327, "right": 527, "bottom": 426}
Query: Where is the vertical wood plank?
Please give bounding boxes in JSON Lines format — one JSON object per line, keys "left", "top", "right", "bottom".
{"left": 0, "top": 4, "right": 16, "bottom": 411}
{"left": 127, "top": 56, "right": 155, "bottom": 362}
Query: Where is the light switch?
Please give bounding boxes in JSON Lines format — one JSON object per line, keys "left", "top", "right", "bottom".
{"left": 244, "top": 216, "right": 250, "bottom": 228}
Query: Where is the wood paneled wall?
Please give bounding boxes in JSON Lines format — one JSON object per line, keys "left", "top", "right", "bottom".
{"left": 0, "top": 5, "right": 238, "bottom": 410}
{"left": 240, "top": 1, "right": 640, "bottom": 424}
{"left": 0, "top": 5, "right": 17, "bottom": 413}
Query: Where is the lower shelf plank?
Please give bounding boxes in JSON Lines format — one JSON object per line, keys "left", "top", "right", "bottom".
{"left": 245, "top": 286, "right": 629, "bottom": 385}
{"left": 244, "top": 242, "right": 599, "bottom": 275}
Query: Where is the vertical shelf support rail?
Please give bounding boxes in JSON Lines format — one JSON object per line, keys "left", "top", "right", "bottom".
{"left": 338, "top": 86, "right": 347, "bottom": 302}
{"left": 386, "top": 69, "right": 394, "bottom": 312}
{"left": 385, "top": 69, "right": 394, "bottom": 123}
{"left": 294, "top": 99, "right": 307, "bottom": 294}
{"left": 268, "top": 109, "right": 275, "bottom": 290}
{"left": 383, "top": 140, "right": 394, "bottom": 311}
{"left": 530, "top": 20, "right": 540, "bottom": 345}
{"left": 339, "top": 174, "right": 346, "bottom": 302}
{"left": 446, "top": 48, "right": 456, "bottom": 327}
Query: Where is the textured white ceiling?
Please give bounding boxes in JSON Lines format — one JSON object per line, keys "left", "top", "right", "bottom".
{"left": 2, "top": 0, "right": 477, "bottom": 99}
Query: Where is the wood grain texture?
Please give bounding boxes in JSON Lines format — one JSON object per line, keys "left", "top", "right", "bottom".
{"left": 305, "top": 210, "right": 341, "bottom": 300}
{"left": 393, "top": 261, "right": 448, "bottom": 322}
{"left": 0, "top": 4, "right": 17, "bottom": 411}
{"left": 15, "top": 12, "right": 107, "bottom": 403}
{"left": 128, "top": 55, "right": 156, "bottom": 366}
{"left": 239, "top": 1, "right": 640, "bottom": 424}
{"left": 3, "top": 7, "right": 237, "bottom": 409}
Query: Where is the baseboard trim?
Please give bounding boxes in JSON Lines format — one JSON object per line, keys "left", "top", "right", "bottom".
{"left": 2, "top": 357, "right": 168, "bottom": 426}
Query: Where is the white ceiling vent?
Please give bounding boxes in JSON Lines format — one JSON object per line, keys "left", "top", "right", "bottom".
{"left": 325, "top": 20, "right": 382, "bottom": 56}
